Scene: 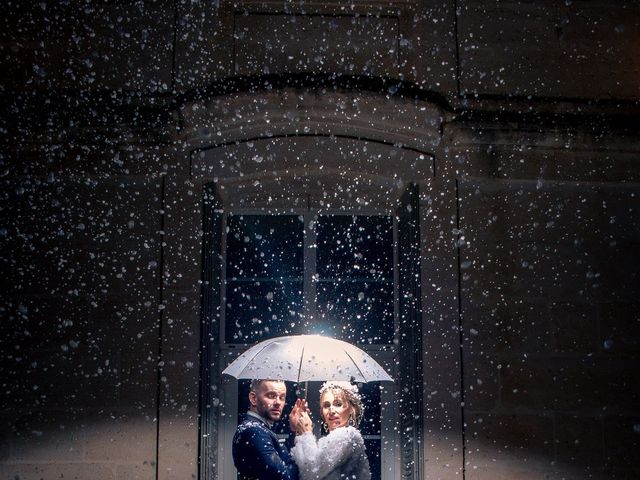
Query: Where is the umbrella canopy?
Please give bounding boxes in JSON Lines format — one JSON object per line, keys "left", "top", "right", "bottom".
{"left": 222, "top": 334, "right": 393, "bottom": 383}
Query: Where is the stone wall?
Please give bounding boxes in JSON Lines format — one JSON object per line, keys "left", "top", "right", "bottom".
{"left": 0, "top": 97, "right": 175, "bottom": 479}
{"left": 450, "top": 122, "right": 640, "bottom": 479}
{"left": 1, "top": 1, "right": 639, "bottom": 480}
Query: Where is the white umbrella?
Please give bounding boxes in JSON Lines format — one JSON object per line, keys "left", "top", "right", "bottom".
{"left": 222, "top": 334, "right": 393, "bottom": 383}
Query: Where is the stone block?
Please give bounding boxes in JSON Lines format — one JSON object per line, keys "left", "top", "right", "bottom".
{"left": 234, "top": 14, "right": 399, "bottom": 77}
{"left": 162, "top": 176, "right": 203, "bottom": 290}
{"left": 116, "top": 461, "right": 156, "bottom": 480}
{"left": 549, "top": 302, "right": 599, "bottom": 353}
{"left": 157, "top": 415, "right": 198, "bottom": 480}
{"left": 0, "top": 462, "right": 116, "bottom": 479}
{"left": 156, "top": 290, "right": 199, "bottom": 480}
{"left": 596, "top": 243, "right": 640, "bottom": 303}
{"left": 1, "top": 176, "right": 162, "bottom": 297}
{"left": 422, "top": 443, "right": 464, "bottom": 478}
{"left": 82, "top": 412, "right": 156, "bottom": 463}
{"left": 0, "top": 2, "right": 174, "bottom": 92}
{"left": 465, "top": 465, "right": 596, "bottom": 480}
{"left": 458, "top": 0, "right": 640, "bottom": 99}
{"left": 463, "top": 300, "right": 554, "bottom": 355}
{"left": 463, "top": 352, "right": 500, "bottom": 412}
{"left": 0, "top": 290, "right": 161, "bottom": 411}
{"left": 3, "top": 146, "right": 172, "bottom": 179}
{"left": 596, "top": 187, "right": 640, "bottom": 243}
{"left": 457, "top": 178, "right": 628, "bottom": 250}
{"left": 116, "top": 352, "right": 159, "bottom": 411}
{"left": 4, "top": 410, "right": 84, "bottom": 462}
{"left": 477, "top": 149, "right": 640, "bottom": 183}
{"left": 174, "top": 1, "right": 234, "bottom": 90}
{"left": 555, "top": 415, "right": 603, "bottom": 468}
{"left": 465, "top": 413, "right": 554, "bottom": 469}
{"left": 419, "top": 179, "right": 465, "bottom": 477}
{"left": 0, "top": 344, "right": 119, "bottom": 410}
{"left": 500, "top": 357, "right": 639, "bottom": 411}
{"left": 599, "top": 302, "right": 640, "bottom": 354}
{"left": 603, "top": 415, "right": 640, "bottom": 477}
{"left": 0, "top": 426, "right": 9, "bottom": 462}
{"left": 461, "top": 240, "right": 601, "bottom": 304}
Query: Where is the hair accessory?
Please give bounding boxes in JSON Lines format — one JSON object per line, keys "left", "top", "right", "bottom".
{"left": 319, "top": 381, "right": 362, "bottom": 401}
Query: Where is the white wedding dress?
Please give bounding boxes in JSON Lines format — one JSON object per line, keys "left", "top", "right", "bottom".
{"left": 291, "top": 426, "right": 371, "bottom": 480}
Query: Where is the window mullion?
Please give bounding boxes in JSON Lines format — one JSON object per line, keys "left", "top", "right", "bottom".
{"left": 302, "top": 213, "right": 318, "bottom": 323}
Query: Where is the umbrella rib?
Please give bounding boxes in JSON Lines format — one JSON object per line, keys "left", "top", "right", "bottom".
{"left": 237, "top": 342, "right": 276, "bottom": 377}
{"left": 343, "top": 350, "right": 367, "bottom": 382}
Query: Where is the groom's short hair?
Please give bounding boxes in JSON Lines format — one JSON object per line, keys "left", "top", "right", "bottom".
{"left": 249, "top": 379, "right": 284, "bottom": 393}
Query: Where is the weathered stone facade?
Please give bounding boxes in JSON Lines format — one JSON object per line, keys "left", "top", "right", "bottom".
{"left": 1, "top": 1, "right": 638, "bottom": 479}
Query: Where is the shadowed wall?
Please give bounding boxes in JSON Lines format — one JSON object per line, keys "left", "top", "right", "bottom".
{"left": 1, "top": 1, "right": 639, "bottom": 479}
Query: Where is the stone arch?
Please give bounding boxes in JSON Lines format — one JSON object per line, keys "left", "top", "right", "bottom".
{"left": 179, "top": 87, "right": 447, "bottom": 208}
{"left": 179, "top": 87, "right": 445, "bottom": 153}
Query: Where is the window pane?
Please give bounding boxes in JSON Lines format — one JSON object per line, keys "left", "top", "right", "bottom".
{"left": 225, "top": 214, "right": 304, "bottom": 343}
{"left": 317, "top": 215, "right": 393, "bottom": 280}
{"left": 359, "top": 382, "right": 381, "bottom": 436}
{"left": 226, "top": 215, "right": 303, "bottom": 279}
{"left": 316, "top": 281, "right": 394, "bottom": 344}
{"left": 225, "top": 280, "right": 303, "bottom": 343}
{"left": 364, "top": 439, "right": 381, "bottom": 480}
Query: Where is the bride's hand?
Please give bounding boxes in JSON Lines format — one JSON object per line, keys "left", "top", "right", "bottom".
{"left": 288, "top": 399, "right": 303, "bottom": 431}
{"left": 296, "top": 411, "right": 313, "bottom": 434}
{"left": 288, "top": 399, "right": 313, "bottom": 434}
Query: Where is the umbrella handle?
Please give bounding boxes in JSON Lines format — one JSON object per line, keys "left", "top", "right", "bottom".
{"left": 296, "top": 381, "right": 308, "bottom": 399}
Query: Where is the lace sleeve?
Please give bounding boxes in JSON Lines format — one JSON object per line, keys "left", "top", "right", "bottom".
{"left": 291, "top": 427, "right": 363, "bottom": 480}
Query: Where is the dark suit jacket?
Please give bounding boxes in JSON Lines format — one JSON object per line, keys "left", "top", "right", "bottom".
{"left": 232, "top": 414, "right": 299, "bottom": 480}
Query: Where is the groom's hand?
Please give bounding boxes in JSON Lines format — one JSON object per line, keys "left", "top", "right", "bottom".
{"left": 288, "top": 399, "right": 303, "bottom": 432}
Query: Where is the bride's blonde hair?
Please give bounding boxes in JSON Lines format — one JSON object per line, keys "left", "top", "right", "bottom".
{"left": 319, "top": 381, "right": 364, "bottom": 428}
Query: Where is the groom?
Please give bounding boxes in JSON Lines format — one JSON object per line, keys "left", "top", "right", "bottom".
{"left": 232, "top": 379, "right": 299, "bottom": 480}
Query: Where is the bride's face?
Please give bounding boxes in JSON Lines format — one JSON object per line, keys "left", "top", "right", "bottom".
{"left": 320, "top": 390, "right": 353, "bottom": 431}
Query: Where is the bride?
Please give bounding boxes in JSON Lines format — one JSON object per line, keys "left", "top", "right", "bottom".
{"left": 289, "top": 381, "right": 371, "bottom": 480}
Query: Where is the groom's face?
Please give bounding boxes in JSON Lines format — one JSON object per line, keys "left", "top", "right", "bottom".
{"left": 250, "top": 380, "right": 287, "bottom": 422}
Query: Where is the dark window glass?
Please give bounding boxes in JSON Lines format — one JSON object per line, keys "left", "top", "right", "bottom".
{"left": 358, "top": 382, "right": 381, "bottom": 436}
{"left": 225, "top": 215, "right": 304, "bottom": 342}
{"left": 316, "top": 215, "right": 394, "bottom": 344}
{"left": 226, "top": 215, "right": 304, "bottom": 279}
{"left": 225, "top": 280, "right": 303, "bottom": 343}
{"left": 317, "top": 215, "right": 393, "bottom": 280}
{"left": 316, "top": 281, "right": 394, "bottom": 344}
{"left": 364, "top": 439, "right": 381, "bottom": 480}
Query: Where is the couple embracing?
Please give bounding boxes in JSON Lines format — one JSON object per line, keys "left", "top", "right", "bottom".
{"left": 232, "top": 379, "right": 371, "bottom": 480}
